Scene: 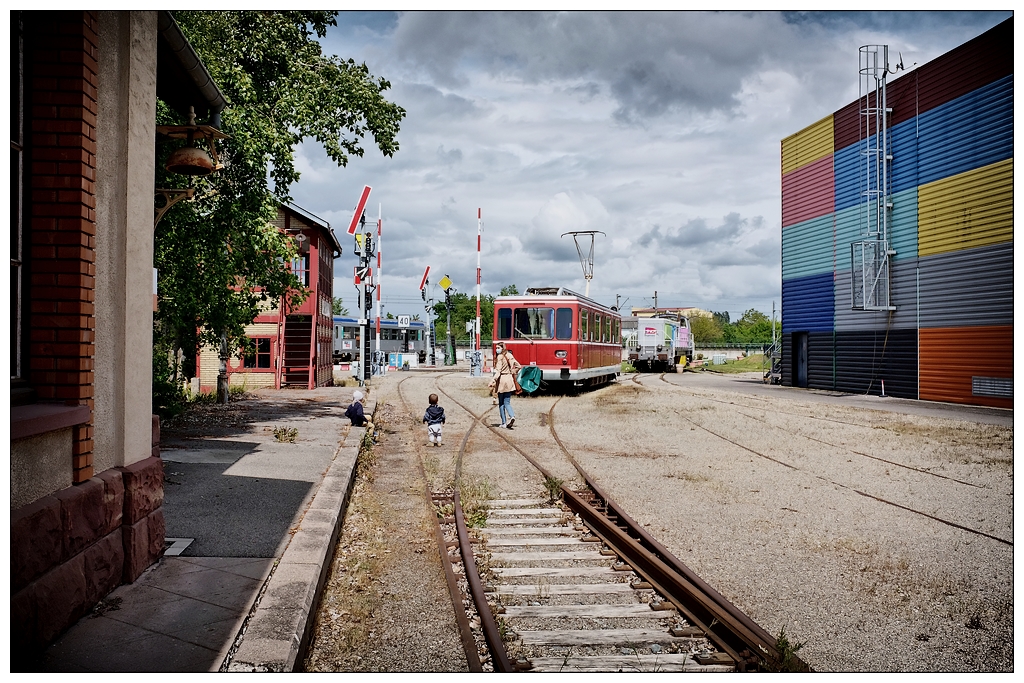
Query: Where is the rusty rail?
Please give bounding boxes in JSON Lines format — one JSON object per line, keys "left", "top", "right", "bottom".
{"left": 561, "top": 485, "right": 811, "bottom": 672}
{"left": 453, "top": 491, "right": 513, "bottom": 672}
{"left": 428, "top": 493, "right": 482, "bottom": 672}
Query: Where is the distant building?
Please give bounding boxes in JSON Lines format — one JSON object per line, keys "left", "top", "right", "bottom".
{"left": 779, "top": 18, "right": 1011, "bottom": 408}
{"left": 196, "top": 203, "right": 342, "bottom": 391}
{"left": 631, "top": 307, "right": 711, "bottom": 319}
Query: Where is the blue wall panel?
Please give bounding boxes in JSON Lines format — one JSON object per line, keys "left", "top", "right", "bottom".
{"left": 916, "top": 74, "right": 1013, "bottom": 186}
{"left": 834, "top": 119, "right": 917, "bottom": 213}
{"left": 833, "top": 187, "right": 918, "bottom": 263}
{"left": 782, "top": 214, "right": 834, "bottom": 280}
{"left": 782, "top": 272, "right": 835, "bottom": 333}
{"left": 833, "top": 75, "right": 1013, "bottom": 212}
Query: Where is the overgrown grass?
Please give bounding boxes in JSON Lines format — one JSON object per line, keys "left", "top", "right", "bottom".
{"left": 273, "top": 426, "right": 298, "bottom": 443}
{"left": 458, "top": 477, "right": 493, "bottom": 527}
{"left": 761, "top": 625, "right": 807, "bottom": 672}
{"left": 543, "top": 475, "right": 564, "bottom": 503}
{"left": 696, "top": 353, "right": 766, "bottom": 374}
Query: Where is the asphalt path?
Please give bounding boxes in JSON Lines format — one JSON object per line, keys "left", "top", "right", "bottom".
{"left": 672, "top": 369, "right": 1012, "bottom": 427}
{"left": 160, "top": 388, "right": 354, "bottom": 558}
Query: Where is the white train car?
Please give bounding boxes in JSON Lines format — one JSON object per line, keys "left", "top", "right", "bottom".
{"left": 333, "top": 316, "right": 430, "bottom": 366}
{"left": 621, "top": 315, "right": 694, "bottom": 372}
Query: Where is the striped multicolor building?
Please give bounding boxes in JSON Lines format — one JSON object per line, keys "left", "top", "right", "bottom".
{"left": 779, "top": 18, "right": 1011, "bottom": 408}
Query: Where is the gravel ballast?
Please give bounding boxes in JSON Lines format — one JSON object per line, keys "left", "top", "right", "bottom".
{"left": 308, "top": 369, "right": 1012, "bottom": 672}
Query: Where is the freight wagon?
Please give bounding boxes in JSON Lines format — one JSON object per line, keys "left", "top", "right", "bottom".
{"left": 621, "top": 315, "right": 694, "bottom": 372}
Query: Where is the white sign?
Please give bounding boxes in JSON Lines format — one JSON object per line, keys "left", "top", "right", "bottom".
{"left": 398, "top": 315, "right": 410, "bottom": 328}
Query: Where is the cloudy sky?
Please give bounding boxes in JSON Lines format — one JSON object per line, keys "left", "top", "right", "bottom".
{"left": 286, "top": 10, "right": 1011, "bottom": 320}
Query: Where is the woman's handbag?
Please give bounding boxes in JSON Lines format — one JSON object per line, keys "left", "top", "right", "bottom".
{"left": 512, "top": 371, "right": 523, "bottom": 395}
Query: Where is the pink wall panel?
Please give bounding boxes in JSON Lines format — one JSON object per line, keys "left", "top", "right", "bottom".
{"left": 782, "top": 154, "right": 834, "bottom": 227}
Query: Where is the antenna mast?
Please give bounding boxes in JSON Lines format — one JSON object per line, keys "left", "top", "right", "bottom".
{"left": 561, "top": 231, "right": 605, "bottom": 297}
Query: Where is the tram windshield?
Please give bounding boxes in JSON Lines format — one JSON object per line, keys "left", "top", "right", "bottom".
{"left": 513, "top": 307, "right": 554, "bottom": 339}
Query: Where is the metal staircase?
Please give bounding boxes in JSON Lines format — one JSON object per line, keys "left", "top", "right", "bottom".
{"left": 282, "top": 316, "right": 312, "bottom": 387}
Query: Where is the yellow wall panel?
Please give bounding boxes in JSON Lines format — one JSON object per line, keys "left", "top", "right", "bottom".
{"left": 781, "top": 114, "right": 834, "bottom": 175}
{"left": 918, "top": 158, "right": 1013, "bottom": 256}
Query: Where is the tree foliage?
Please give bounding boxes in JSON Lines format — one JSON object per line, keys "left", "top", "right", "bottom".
{"left": 695, "top": 309, "right": 779, "bottom": 344}
{"left": 689, "top": 315, "right": 724, "bottom": 345}
{"left": 433, "top": 292, "right": 497, "bottom": 342}
{"left": 154, "top": 11, "right": 405, "bottom": 380}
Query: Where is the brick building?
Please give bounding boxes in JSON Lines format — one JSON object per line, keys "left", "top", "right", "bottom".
{"left": 10, "top": 10, "right": 226, "bottom": 661}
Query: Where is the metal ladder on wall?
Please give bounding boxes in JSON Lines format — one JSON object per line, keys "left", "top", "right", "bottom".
{"left": 851, "top": 45, "right": 898, "bottom": 312}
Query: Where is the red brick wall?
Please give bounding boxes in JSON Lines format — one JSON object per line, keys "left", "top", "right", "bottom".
{"left": 25, "top": 11, "right": 99, "bottom": 482}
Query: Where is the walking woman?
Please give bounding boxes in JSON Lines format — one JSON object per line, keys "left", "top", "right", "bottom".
{"left": 494, "top": 342, "right": 522, "bottom": 429}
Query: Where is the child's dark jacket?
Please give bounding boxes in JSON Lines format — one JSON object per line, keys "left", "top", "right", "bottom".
{"left": 423, "top": 405, "right": 446, "bottom": 425}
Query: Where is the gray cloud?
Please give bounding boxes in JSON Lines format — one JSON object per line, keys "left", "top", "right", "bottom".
{"left": 301, "top": 11, "right": 1009, "bottom": 320}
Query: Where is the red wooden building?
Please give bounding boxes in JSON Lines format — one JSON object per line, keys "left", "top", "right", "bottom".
{"left": 197, "top": 203, "right": 341, "bottom": 390}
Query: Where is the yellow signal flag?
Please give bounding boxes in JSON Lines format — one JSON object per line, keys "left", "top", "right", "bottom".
{"left": 438, "top": 275, "right": 452, "bottom": 291}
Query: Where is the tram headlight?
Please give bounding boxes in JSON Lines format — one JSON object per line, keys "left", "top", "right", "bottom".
{"left": 555, "top": 350, "right": 567, "bottom": 359}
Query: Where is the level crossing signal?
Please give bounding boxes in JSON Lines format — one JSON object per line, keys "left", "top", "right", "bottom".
{"left": 354, "top": 266, "right": 372, "bottom": 285}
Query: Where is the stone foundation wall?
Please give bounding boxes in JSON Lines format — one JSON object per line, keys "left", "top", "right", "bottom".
{"left": 10, "top": 420, "right": 164, "bottom": 662}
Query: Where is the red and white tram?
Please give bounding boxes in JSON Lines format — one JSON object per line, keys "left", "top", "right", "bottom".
{"left": 492, "top": 287, "right": 621, "bottom": 387}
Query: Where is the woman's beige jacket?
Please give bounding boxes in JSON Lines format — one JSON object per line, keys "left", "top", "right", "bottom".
{"left": 495, "top": 350, "right": 522, "bottom": 394}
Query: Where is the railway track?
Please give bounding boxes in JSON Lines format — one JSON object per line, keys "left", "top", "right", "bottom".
{"left": 631, "top": 372, "right": 1012, "bottom": 547}
{"left": 393, "top": 371, "right": 809, "bottom": 673}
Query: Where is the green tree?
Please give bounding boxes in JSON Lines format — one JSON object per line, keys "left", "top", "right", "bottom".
{"left": 332, "top": 297, "right": 349, "bottom": 316}
{"left": 433, "top": 293, "right": 496, "bottom": 342}
{"left": 689, "top": 315, "right": 724, "bottom": 345}
{"left": 154, "top": 11, "right": 405, "bottom": 383}
{"left": 500, "top": 284, "right": 520, "bottom": 296}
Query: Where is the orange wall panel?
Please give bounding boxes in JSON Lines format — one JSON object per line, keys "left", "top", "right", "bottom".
{"left": 919, "top": 326, "right": 1012, "bottom": 408}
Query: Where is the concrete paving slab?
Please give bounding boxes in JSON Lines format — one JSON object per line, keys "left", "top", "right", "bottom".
{"left": 37, "top": 386, "right": 374, "bottom": 673}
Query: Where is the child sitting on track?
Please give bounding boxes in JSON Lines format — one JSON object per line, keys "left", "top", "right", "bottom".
{"left": 345, "top": 390, "right": 373, "bottom": 432}
{"left": 423, "top": 393, "right": 446, "bottom": 447}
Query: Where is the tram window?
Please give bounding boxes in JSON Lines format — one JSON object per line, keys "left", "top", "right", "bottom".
{"left": 497, "top": 308, "right": 513, "bottom": 339}
{"left": 604, "top": 316, "right": 611, "bottom": 343}
{"left": 581, "top": 310, "right": 588, "bottom": 340}
{"left": 556, "top": 308, "right": 573, "bottom": 340}
{"left": 594, "top": 314, "right": 601, "bottom": 342}
{"left": 514, "top": 307, "right": 553, "bottom": 339}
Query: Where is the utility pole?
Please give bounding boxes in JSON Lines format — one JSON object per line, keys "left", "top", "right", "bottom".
{"left": 374, "top": 204, "right": 383, "bottom": 376}
{"left": 353, "top": 211, "right": 374, "bottom": 384}
{"left": 654, "top": 290, "right": 658, "bottom": 312}
{"left": 344, "top": 185, "right": 374, "bottom": 383}
{"left": 471, "top": 208, "right": 483, "bottom": 376}
{"left": 475, "top": 209, "right": 482, "bottom": 353}
{"left": 420, "top": 266, "right": 434, "bottom": 366}
{"left": 444, "top": 287, "right": 455, "bottom": 366}
{"left": 438, "top": 274, "right": 456, "bottom": 366}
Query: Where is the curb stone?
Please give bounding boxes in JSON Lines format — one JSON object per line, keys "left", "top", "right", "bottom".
{"left": 226, "top": 398, "right": 376, "bottom": 672}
